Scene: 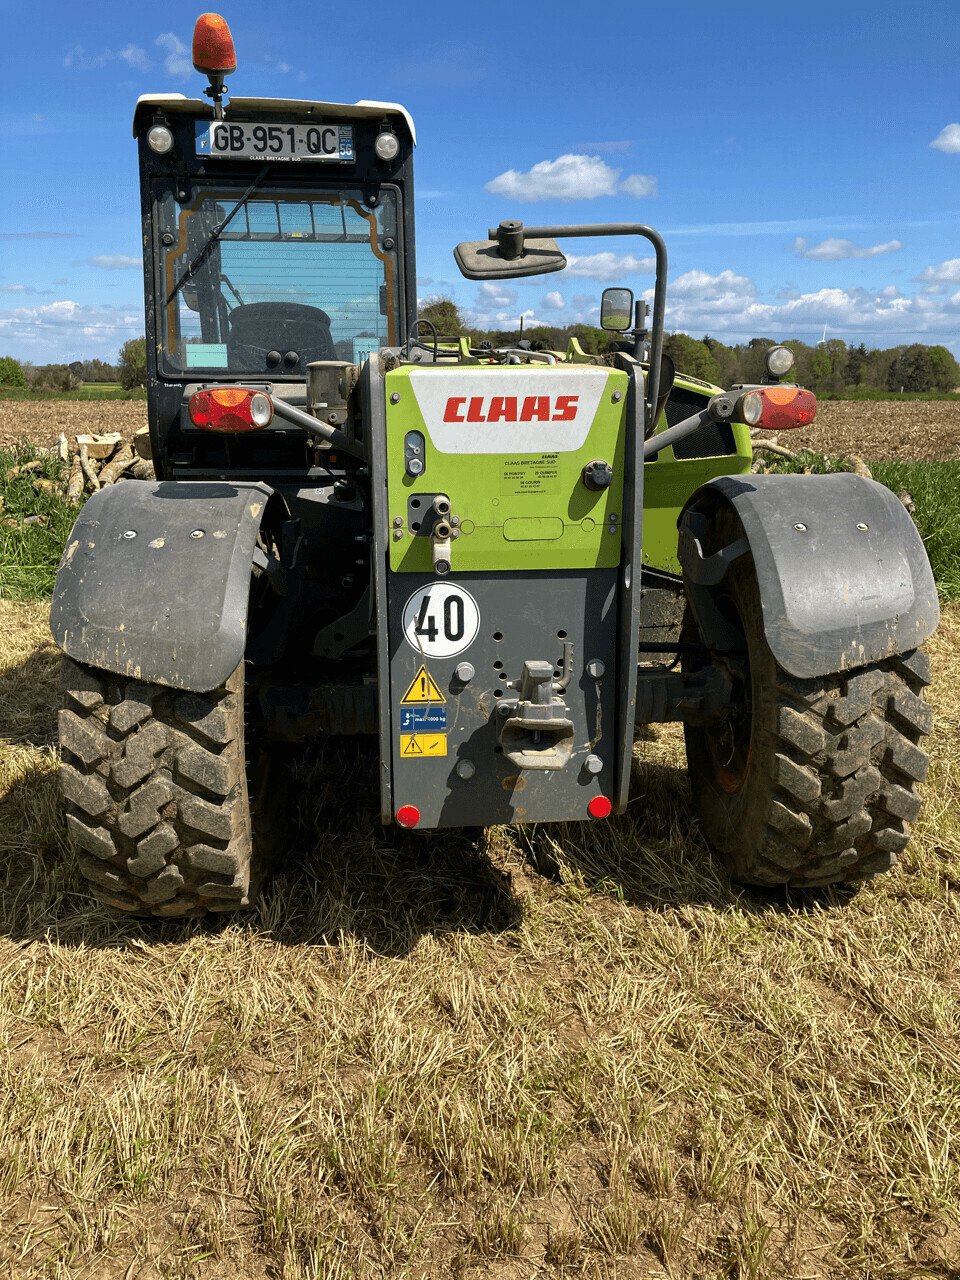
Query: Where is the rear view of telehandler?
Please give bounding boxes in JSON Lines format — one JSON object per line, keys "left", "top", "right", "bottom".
{"left": 50, "top": 14, "right": 939, "bottom": 916}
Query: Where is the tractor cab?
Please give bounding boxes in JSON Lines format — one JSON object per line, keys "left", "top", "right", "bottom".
{"left": 133, "top": 50, "right": 416, "bottom": 479}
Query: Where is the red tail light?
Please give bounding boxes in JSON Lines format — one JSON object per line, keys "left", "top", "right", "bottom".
{"left": 587, "top": 795, "right": 612, "bottom": 819}
{"left": 756, "top": 386, "right": 817, "bottom": 431}
{"left": 188, "top": 387, "right": 273, "bottom": 432}
{"left": 192, "top": 13, "right": 237, "bottom": 75}
{"left": 396, "top": 805, "right": 421, "bottom": 828}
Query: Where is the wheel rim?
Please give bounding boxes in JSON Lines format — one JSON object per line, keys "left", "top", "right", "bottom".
{"left": 704, "top": 594, "right": 752, "bottom": 794}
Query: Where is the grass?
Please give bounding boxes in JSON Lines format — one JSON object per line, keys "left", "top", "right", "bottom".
{"left": 0, "top": 446, "right": 78, "bottom": 601}
{"left": 2, "top": 440, "right": 959, "bottom": 1273}
{"left": 758, "top": 450, "right": 960, "bottom": 602}
{"left": 1, "top": 600, "right": 959, "bottom": 1277}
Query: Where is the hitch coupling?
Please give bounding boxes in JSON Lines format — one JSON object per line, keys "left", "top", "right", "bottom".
{"left": 497, "top": 646, "right": 575, "bottom": 770}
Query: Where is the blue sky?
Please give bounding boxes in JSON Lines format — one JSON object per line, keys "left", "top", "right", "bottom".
{"left": 1, "top": 0, "right": 958, "bottom": 363}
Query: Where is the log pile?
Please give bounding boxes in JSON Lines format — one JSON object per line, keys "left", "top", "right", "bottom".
{"left": 7, "top": 429, "right": 155, "bottom": 504}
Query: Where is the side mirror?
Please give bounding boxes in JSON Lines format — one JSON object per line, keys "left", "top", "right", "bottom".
{"left": 454, "top": 220, "right": 567, "bottom": 280}
{"left": 601, "top": 287, "right": 633, "bottom": 332}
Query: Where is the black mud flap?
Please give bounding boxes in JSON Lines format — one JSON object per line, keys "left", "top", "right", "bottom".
{"left": 50, "top": 479, "right": 275, "bottom": 692}
{"left": 679, "top": 473, "right": 939, "bottom": 679}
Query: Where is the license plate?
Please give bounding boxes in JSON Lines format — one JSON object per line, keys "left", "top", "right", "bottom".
{"left": 195, "top": 121, "right": 354, "bottom": 163}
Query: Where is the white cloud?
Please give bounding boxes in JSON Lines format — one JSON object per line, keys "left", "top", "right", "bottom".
{"left": 930, "top": 123, "right": 960, "bottom": 154}
{"left": 477, "top": 281, "right": 517, "bottom": 309}
{"left": 621, "top": 174, "right": 658, "bottom": 198}
{"left": 485, "top": 154, "right": 657, "bottom": 203}
{"left": 640, "top": 268, "right": 960, "bottom": 345}
{"left": 542, "top": 291, "right": 565, "bottom": 310}
{"left": 919, "top": 258, "right": 960, "bottom": 284}
{"left": 462, "top": 305, "right": 540, "bottom": 330}
{"left": 0, "top": 299, "right": 143, "bottom": 361}
{"left": 794, "top": 236, "right": 902, "bottom": 261}
{"left": 156, "top": 33, "right": 193, "bottom": 79}
{"left": 562, "top": 251, "right": 655, "bottom": 281}
{"left": 118, "top": 44, "right": 150, "bottom": 71}
{"left": 0, "top": 284, "right": 52, "bottom": 296}
{"left": 64, "top": 42, "right": 149, "bottom": 71}
{"left": 90, "top": 255, "right": 141, "bottom": 270}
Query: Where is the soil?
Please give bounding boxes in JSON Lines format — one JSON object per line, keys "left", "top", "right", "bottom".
{"left": 0, "top": 400, "right": 146, "bottom": 452}
{"left": 784, "top": 398, "right": 960, "bottom": 461}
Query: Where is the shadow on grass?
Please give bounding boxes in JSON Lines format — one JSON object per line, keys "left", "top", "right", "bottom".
{"left": 0, "top": 654, "right": 856, "bottom": 955}
{"left": 520, "top": 749, "right": 859, "bottom": 918}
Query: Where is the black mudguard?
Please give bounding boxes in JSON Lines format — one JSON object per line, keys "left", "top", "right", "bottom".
{"left": 50, "top": 479, "right": 275, "bottom": 692}
{"left": 679, "top": 472, "right": 939, "bottom": 679}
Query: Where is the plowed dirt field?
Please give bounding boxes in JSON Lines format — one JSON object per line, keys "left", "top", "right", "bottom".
{"left": 3, "top": 396, "right": 959, "bottom": 459}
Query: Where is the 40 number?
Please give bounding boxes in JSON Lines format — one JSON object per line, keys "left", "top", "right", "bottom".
{"left": 401, "top": 584, "right": 480, "bottom": 658}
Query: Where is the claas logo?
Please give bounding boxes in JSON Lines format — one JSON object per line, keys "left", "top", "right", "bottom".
{"left": 442, "top": 395, "right": 579, "bottom": 423}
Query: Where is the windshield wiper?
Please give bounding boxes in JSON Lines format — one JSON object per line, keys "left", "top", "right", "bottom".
{"left": 165, "top": 165, "right": 270, "bottom": 306}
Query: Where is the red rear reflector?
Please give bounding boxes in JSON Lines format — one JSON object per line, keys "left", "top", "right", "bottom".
{"left": 588, "top": 795, "right": 612, "bottom": 819}
{"left": 188, "top": 387, "right": 273, "bottom": 432}
{"left": 757, "top": 386, "right": 817, "bottom": 431}
{"left": 192, "top": 13, "right": 237, "bottom": 74}
{"left": 396, "top": 804, "right": 421, "bottom": 828}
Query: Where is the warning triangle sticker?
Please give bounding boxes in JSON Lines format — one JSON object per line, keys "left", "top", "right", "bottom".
{"left": 401, "top": 666, "right": 446, "bottom": 705}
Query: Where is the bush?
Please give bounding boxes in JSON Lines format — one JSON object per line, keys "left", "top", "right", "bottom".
{"left": 26, "top": 364, "right": 81, "bottom": 392}
{"left": 0, "top": 356, "right": 26, "bottom": 389}
{"left": 118, "top": 337, "right": 147, "bottom": 390}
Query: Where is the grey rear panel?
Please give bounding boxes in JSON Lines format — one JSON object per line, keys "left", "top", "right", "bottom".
{"left": 386, "top": 570, "right": 620, "bottom": 826}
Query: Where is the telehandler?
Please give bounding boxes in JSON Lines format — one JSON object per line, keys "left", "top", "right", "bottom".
{"left": 51, "top": 13, "right": 938, "bottom": 915}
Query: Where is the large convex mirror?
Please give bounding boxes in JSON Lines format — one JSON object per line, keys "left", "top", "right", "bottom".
{"left": 601, "top": 287, "right": 633, "bottom": 332}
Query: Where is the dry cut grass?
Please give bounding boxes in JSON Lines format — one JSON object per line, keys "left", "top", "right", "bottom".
{"left": 1, "top": 602, "right": 960, "bottom": 1278}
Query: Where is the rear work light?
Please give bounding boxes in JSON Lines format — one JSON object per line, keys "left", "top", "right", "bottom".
{"left": 754, "top": 385, "right": 817, "bottom": 431}
{"left": 192, "top": 13, "right": 237, "bottom": 74}
{"left": 188, "top": 387, "right": 273, "bottom": 432}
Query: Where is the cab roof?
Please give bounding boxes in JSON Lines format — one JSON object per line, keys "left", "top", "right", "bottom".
{"left": 132, "top": 94, "right": 416, "bottom": 145}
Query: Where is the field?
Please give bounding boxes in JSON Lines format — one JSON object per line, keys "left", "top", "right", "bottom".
{"left": 1, "top": 398, "right": 959, "bottom": 1278}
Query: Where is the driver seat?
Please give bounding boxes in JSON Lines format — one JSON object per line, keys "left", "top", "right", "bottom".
{"left": 227, "top": 302, "right": 336, "bottom": 373}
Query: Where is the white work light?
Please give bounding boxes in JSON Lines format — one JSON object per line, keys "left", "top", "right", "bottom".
{"left": 374, "top": 131, "right": 400, "bottom": 162}
{"left": 765, "top": 345, "right": 795, "bottom": 378}
{"left": 147, "top": 125, "right": 175, "bottom": 155}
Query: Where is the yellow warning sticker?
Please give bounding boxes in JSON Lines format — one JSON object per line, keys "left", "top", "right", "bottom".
{"left": 400, "top": 733, "right": 447, "bottom": 758}
{"left": 400, "top": 665, "right": 446, "bottom": 705}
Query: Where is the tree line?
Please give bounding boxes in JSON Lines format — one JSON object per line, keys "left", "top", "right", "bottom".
{"left": 418, "top": 297, "right": 960, "bottom": 394}
{"left": 2, "top": 316, "right": 957, "bottom": 395}
{"left": 0, "top": 340, "right": 147, "bottom": 392}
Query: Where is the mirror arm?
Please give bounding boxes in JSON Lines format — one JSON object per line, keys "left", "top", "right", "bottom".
{"left": 491, "top": 223, "right": 668, "bottom": 429}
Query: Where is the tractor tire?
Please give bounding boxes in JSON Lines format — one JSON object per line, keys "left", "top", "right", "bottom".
{"left": 58, "top": 656, "right": 274, "bottom": 917}
{"left": 683, "top": 530, "right": 933, "bottom": 888}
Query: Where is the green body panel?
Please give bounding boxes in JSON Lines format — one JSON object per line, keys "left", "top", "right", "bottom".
{"left": 385, "top": 364, "right": 629, "bottom": 572}
{"left": 642, "top": 377, "right": 753, "bottom": 575}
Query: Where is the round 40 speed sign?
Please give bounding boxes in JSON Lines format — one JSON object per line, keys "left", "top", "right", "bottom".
{"left": 401, "top": 583, "right": 481, "bottom": 659}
